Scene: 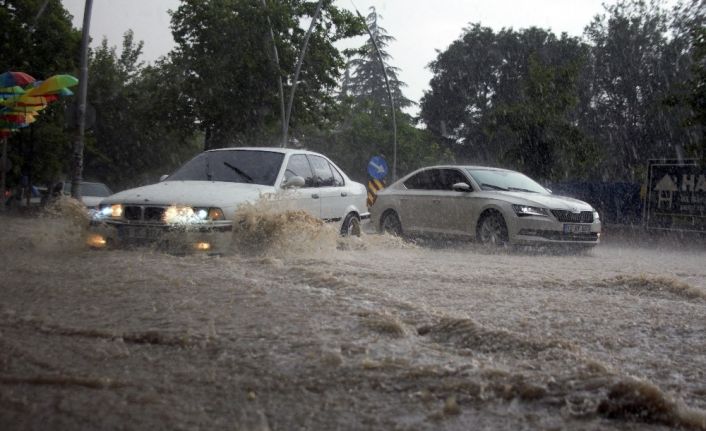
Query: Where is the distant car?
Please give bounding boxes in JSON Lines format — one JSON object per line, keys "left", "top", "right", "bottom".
{"left": 90, "top": 147, "right": 368, "bottom": 250}
{"left": 370, "top": 165, "right": 601, "bottom": 248}
{"left": 62, "top": 181, "right": 113, "bottom": 210}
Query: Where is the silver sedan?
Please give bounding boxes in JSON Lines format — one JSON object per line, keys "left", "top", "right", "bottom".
{"left": 370, "top": 166, "right": 601, "bottom": 248}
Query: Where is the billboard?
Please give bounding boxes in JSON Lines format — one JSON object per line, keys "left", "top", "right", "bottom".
{"left": 645, "top": 159, "right": 706, "bottom": 233}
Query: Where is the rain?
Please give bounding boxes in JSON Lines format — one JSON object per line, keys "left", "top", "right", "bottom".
{"left": 1, "top": 0, "right": 706, "bottom": 430}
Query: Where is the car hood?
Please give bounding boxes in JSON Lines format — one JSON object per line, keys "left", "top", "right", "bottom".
{"left": 82, "top": 196, "right": 104, "bottom": 208}
{"left": 487, "top": 191, "right": 594, "bottom": 211}
{"left": 101, "top": 181, "right": 275, "bottom": 210}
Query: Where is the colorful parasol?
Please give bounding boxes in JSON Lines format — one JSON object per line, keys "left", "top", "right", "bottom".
{"left": 0, "top": 71, "right": 36, "bottom": 88}
{"left": 0, "top": 71, "right": 77, "bottom": 140}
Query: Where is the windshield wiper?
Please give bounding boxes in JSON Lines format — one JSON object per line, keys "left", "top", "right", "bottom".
{"left": 481, "top": 183, "right": 509, "bottom": 191}
{"left": 507, "top": 187, "right": 537, "bottom": 193}
{"left": 223, "top": 161, "right": 253, "bottom": 183}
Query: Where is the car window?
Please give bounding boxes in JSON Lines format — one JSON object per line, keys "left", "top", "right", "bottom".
{"left": 168, "top": 150, "right": 284, "bottom": 186}
{"left": 404, "top": 170, "right": 432, "bottom": 189}
{"left": 466, "top": 168, "right": 548, "bottom": 193}
{"left": 439, "top": 169, "right": 471, "bottom": 191}
{"left": 329, "top": 162, "right": 345, "bottom": 187}
{"left": 307, "top": 155, "right": 335, "bottom": 187}
{"left": 284, "top": 154, "right": 315, "bottom": 187}
{"left": 63, "top": 182, "right": 112, "bottom": 196}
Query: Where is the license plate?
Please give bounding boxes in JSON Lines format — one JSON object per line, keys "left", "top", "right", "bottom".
{"left": 563, "top": 224, "right": 591, "bottom": 234}
{"left": 119, "top": 226, "right": 162, "bottom": 240}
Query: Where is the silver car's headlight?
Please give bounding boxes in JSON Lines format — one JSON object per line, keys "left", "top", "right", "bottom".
{"left": 593, "top": 210, "right": 600, "bottom": 221}
{"left": 512, "top": 204, "right": 548, "bottom": 217}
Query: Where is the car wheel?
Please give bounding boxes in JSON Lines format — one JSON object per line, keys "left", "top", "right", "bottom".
{"left": 341, "top": 212, "right": 361, "bottom": 237}
{"left": 476, "top": 211, "right": 508, "bottom": 247}
{"left": 380, "top": 210, "right": 402, "bottom": 236}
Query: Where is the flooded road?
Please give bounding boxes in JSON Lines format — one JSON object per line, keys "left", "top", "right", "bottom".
{"left": 1, "top": 209, "right": 705, "bottom": 430}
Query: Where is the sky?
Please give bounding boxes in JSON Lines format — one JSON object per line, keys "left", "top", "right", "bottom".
{"left": 61, "top": 0, "right": 624, "bottom": 113}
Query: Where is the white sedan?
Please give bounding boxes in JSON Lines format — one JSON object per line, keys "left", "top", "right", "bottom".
{"left": 370, "top": 165, "right": 601, "bottom": 248}
{"left": 90, "top": 147, "right": 368, "bottom": 250}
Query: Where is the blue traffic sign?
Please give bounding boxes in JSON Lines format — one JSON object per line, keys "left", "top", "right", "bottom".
{"left": 367, "top": 156, "right": 388, "bottom": 180}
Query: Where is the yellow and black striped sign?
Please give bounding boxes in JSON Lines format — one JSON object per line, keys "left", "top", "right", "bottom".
{"left": 367, "top": 178, "right": 385, "bottom": 207}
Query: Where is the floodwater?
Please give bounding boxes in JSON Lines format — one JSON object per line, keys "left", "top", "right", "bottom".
{"left": 1, "top": 201, "right": 705, "bottom": 430}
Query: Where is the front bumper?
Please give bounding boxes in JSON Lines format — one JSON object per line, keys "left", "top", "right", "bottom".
{"left": 509, "top": 216, "right": 601, "bottom": 246}
{"left": 88, "top": 220, "right": 233, "bottom": 252}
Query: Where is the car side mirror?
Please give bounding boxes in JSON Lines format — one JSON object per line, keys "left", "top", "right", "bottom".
{"left": 159, "top": 174, "right": 169, "bottom": 182}
{"left": 452, "top": 182, "right": 471, "bottom": 192}
{"left": 282, "top": 175, "right": 305, "bottom": 189}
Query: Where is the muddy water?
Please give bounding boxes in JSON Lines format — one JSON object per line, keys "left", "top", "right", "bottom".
{"left": 1, "top": 208, "right": 705, "bottom": 430}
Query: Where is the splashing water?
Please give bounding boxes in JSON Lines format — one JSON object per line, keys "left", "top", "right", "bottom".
{"left": 229, "top": 198, "right": 339, "bottom": 257}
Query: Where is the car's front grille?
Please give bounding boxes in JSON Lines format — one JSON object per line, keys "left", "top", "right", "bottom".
{"left": 519, "top": 229, "right": 599, "bottom": 242}
{"left": 551, "top": 210, "right": 593, "bottom": 223}
{"left": 123, "top": 205, "right": 165, "bottom": 222}
{"left": 124, "top": 206, "right": 143, "bottom": 221}
{"left": 144, "top": 207, "right": 165, "bottom": 221}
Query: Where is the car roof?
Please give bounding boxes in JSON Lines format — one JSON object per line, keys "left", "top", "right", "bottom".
{"left": 412, "top": 165, "right": 515, "bottom": 172}
{"left": 206, "top": 147, "right": 324, "bottom": 156}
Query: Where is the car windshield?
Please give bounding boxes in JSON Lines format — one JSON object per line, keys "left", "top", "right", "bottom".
{"left": 63, "top": 182, "right": 112, "bottom": 197}
{"left": 167, "top": 150, "right": 284, "bottom": 186}
{"left": 466, "top": 169, "right": 548, "bottom": 194}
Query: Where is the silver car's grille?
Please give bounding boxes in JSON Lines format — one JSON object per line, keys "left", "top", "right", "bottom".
{"left": 551, "top": 210, "right": 593, "bottom": 223}
{"left": 124, "top": 205, "right": 165, "bottom": 222}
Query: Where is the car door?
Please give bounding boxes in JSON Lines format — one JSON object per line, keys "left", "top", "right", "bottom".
{"left": 409, "top": 168, "right": 451, "bottom": 233}
{"left": 399, "top": 169, "right": 437, "bottom": 232}
{"left": 433, "top": 168, "right": 477, "bottom": 236}
{"left": 307, "top": 154, "right": 346, "bottom": 221}
{"left": 280, "top": 154, "right": 320, "bottom": 218}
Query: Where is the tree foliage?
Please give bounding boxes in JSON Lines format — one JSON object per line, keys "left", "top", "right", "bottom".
{"left": 169, "top": 0, "right": 363, "bottom": 149}
{"left": 0, "top": 0, "right": 80, "bottom": 188}
{"left": 421, "top": 25, "right": 591, "bottom": 181}
{"left": 299, "top": 7, "right": 448, "bottom": 181}
{"left": 421, "top": 0, "right": 705, "bottom": 182}
{"left": 343, "top": 7, "right": 413, "bottom": 110}
{"left": 83, "top": 32, "right": 201, "bottom": 189}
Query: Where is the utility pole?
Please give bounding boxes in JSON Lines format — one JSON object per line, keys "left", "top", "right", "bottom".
{"left": 70, "top": 0, "right": 93, "bottom": 200}
{"left": 260, "top": 0, "right": 287, "bottom": 148}
{"left": 282, "top": 0, "right": 324, "bottom": 148}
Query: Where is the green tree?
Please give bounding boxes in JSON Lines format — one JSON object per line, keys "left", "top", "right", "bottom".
{"left": 169, "top": 0, "right": 363, "bottom": 149}
{"left": 300, "top": 8, "right": 448, "bottom": 181}
{"left": 688, "top": 26, "right": 706, "bottom": 163}
{"left": 344, "top": 6, "right": 413, "bottom": 110}
{"left": 421, "top": 25, "right": 592, "bottom": 181}
{"left": 84, "top": 32, "right": 200, "bottom": 189}
{"left": 0, "top": 0, "right": 81, "bottom": 188}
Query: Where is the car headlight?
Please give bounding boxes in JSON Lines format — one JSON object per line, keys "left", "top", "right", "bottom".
{"left": 164, "top": 206, "right": 225, "bottom": 223}
{"left": 512, "top": 204, "right": 548, "bottom": 217}
{"left": 593, "top": 210, "right": 600, "bottom": 221}
{"left": 96, "top": 204, "right": 122, "bottom": 219}
{"left": 193, "top": 207, "right": 225, "bottom": 221}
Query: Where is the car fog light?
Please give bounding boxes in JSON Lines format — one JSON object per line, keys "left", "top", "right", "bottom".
{"left": 194, "top": 241, "right": 211, "bottom": 251}
{"left": 87, "top": 233, "right": 107, "bottom": 248}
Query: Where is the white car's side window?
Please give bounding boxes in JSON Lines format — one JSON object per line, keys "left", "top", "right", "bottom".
{"left": 329, "top": 163, "right": 345, "bottom": 187}
{"left": 307, "top": 155, "right": 336, "bottom": 187}
{"left": 284, "top": 154, "right": 315, "bottom": 188}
